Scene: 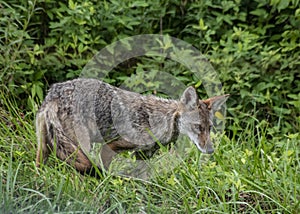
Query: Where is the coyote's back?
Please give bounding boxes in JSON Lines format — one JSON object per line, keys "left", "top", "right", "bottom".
{"left": 36, "top": 78, "right": 228, "bottom": 174}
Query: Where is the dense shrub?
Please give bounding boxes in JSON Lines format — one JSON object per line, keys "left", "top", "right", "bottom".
{"left": 0, "top": 0, "right": 299, "bottom": 134}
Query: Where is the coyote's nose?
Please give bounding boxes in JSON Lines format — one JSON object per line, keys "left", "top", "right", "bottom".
{"left": 206, "top": 147, "right": 214, "bottom": 154}
{"left": 205, "top": 143, "right": 214, "bottom": 154}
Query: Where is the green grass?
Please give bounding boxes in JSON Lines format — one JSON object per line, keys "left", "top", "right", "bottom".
{"left": 0, "top": 93, "right": 299, "bottom": 213}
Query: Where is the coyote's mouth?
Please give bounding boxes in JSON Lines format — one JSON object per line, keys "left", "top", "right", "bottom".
{"left": 194, "top": 137, "right": 214, "bottom": 154}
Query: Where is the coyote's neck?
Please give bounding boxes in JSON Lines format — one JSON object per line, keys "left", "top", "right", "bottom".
{"left": 143, "top": 95, "right": 180, "bottom": 144}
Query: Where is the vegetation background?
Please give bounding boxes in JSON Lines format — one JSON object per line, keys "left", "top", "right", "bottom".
{"left": 0, "top": 0, "right": 299, "bottom": 213}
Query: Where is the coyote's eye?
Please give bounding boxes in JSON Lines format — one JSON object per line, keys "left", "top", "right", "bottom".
{"left": 192, "top": 124, "right": 201, "bottom": 133}
{"left": 199, "top": 126, "right": 205, "bottom": 132}
{"left": 197, "top": 125, "right": 205, "bottom": 132}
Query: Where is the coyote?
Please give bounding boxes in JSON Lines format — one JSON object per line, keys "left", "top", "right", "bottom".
{"left": 35, "top": 78, "right": 228, "bottom": 174}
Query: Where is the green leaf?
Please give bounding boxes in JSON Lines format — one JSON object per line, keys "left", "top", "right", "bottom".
{"left": 274, "top": 106, "right": 291, "bottom": 115}
{"left": 35, "top": 84, "right": 43, "bottom": 101}
{"left": 195, "top": 80, "right": 202, "bottom": 88}
{"left": 277, "top": 0, "right": 290, "bottom": 11}
{"left": 130, "top": 1, "right": 149, "bottom": 7}
{"left": 199, "top": 18, "right": 208, "bottom": 31}
{"left": 68, "top": 0, "right": 76, "bottom": 10}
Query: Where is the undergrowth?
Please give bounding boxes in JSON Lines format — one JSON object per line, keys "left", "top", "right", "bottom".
{"left": 0, "top": 89, "right": 299, "bottom": 213}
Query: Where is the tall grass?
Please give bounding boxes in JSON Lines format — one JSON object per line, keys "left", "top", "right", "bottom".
{"left": 0, "top": 90, "right": 299, "bottom": 213}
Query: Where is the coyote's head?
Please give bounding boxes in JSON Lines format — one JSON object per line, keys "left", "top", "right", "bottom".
{"left": 178, "top": 87, "right": 229, "bottom": 154}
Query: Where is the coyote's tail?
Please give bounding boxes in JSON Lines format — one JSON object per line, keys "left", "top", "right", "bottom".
{"left": 35, "top": 101, "right": 97, "bottom": 175}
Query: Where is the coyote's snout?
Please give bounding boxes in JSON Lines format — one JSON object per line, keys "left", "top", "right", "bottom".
{"left": 35, "top": 78, "right": 228, "bottom": 174}
{"left": 178, "top": 89, "right": 229, "bottom": 154}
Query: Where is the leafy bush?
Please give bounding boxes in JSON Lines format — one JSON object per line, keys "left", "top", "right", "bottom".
{"left": 0, "top": 1, "right": 299, "bottom": 213}
{"left": 181, "top": 0, "right": 300, "bottom": 135}
{"left": 0, "top": 0, "right": 299, "bottom": 134}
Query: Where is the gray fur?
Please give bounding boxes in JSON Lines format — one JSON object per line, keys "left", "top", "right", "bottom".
{"left": 36, "top": 78, "right": 228, "bottom": 173}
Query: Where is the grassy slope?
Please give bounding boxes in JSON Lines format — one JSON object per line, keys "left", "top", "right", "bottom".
{"left": 0, "top": 94, "right": 299, "bottom": 213}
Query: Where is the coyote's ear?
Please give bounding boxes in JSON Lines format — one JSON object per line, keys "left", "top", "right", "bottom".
{"left": 203, "top": 94, "right": 229, "bottom": 111}
{"left": 181, "top": 86, "right": 199, "bottom": 110}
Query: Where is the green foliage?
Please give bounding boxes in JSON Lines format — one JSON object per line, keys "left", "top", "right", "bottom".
{"left": 0, "top": 0, "right": 45, "bottom": 111}
{"left": 0, "top": 94, "right": 299, "bottom": 213}
{"left": 1, "top": 0, "right": 299, "bottom": 135}
{"left": 0, "top": 1, "right": 299, "bottom": 212}
{"left": 181, "top": 0, "right": 300, "bottom": 135}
